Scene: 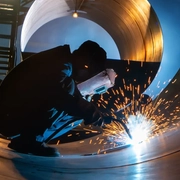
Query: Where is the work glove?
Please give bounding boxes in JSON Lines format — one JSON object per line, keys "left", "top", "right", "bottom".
{"left": 70, "top": 96, "right": 111, "bottom": 127}
{"left": 83, "top": 109, "right": 103, "bottom": 126}
{"left": 92, "top": 115, "right": 113, "bottom": 126}
{"left": 84, "top": 113, "right": 113, "bottom": 127}
{"left": 102, "top": 116, "right": 113, "bottom": 124}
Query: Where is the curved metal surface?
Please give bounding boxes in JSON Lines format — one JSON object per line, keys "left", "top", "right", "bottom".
{"left": 0, "top": 123, "right": 180, "bottom": 180}
{"left": 0, "top": 0, "right": 179, "bottom": 179}
{"left": 20, "top": 0, "right": 179, "bottom": 99}
{"left": 21, "top": 0, "right": 163, "bottom": 62}
{"left": 0, "top": 69, "right": 179, "bottom": 180}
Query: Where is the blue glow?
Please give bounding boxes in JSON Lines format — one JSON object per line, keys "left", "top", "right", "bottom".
{"left": 127, "top": 114, "right": 154, "bottom": 145}
{"left": 25, "top": 16, "right": 120, "bottom": 60}
{"left": 144, "top": 0, "right": 180, "bottom": 99}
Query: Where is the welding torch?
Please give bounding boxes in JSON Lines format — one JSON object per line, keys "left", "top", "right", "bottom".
{"left": 94, "top": 115, "right": 133, "bottom": 140}
{"left": 111, "top": 117, "right": 133, "bottom": 139}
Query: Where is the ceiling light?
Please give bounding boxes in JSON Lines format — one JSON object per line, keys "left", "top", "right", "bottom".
{"left": 72, "top": 11, "right": 78, "bottom": 18}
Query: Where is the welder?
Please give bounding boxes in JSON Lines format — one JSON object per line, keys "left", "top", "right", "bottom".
{"left": 0, "top": 40, "right": 110, "bottom": 157}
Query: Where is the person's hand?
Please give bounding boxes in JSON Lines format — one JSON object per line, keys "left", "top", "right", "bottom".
{"left": 84, "top": 109, "right": 103, "bottom": 126}
{"left": 84, "top": 112, "right": 113, "bottom": 127}
{"left": 102, "top": 116, "right": 113, "bottom": 124}
{"left": 92, "top": 115, "right": 114, "bottom": 126}
{"left": 75, "top": 96, "right": 111, "bottom": 127}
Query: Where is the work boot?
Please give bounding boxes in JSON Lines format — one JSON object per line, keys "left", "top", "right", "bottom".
{"left": 8, "top": 136, "right": 60, "bottom": 157}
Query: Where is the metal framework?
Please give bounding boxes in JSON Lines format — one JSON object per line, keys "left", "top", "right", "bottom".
{"left": 0, "top": 0, "right": 33, "bottom": 82}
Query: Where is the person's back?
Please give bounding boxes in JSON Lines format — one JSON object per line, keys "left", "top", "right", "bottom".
{"left": 0, "top": 45, "right": 71, "bottom": 109}
{"left": 0, "top": 45, "right": 73, "bottom": 137}
{"left": 0, "top": 40, "right": 108, "bottom": 157}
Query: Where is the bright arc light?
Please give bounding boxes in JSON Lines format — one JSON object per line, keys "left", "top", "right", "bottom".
{"left": 127, "top": 113, "right": 155, "bottom": 145}
{"left": 103, "top": 113, "right": 155, "bottom": 148}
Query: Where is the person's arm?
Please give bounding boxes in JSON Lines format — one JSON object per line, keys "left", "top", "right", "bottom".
{"left": 54, "top": 62, "right": 102, "bottom": 125}
{"left": 55, "top": 83, "right": 101, "bottom": 125}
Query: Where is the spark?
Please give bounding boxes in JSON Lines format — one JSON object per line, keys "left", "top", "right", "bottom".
{"left": 56, "top": 140, "right": 60, "bottom": 145}
{"left": 54, "top": 70, "right": 179, "bottom": 155}
{"left": 98, "top": 75, "right": 179, "bottom": 151}
{"left": 172, "top": 79, "right": 177, "bottom": 84}
{"left": 103, "top": 113, "right": 155, "bottom": 146}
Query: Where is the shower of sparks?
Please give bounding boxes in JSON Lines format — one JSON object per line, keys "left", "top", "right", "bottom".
{"left": 102, "top": 114, "right": 155, "bottom": 146}
{"left": 93, "top": 74, "right": 180, "bottom": 150}
{"left": 103, "top": 121, "right": 128, "bottom": 145}
{"left": 52, "top": 69, "right": 179, "bottom": 155}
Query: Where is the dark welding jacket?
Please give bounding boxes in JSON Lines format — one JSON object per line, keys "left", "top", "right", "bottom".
{"left": 0, "top": 45, "right": 98, "bottom": 128}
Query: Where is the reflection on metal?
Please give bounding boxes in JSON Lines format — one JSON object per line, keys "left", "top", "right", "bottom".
{"left": 48, "top": 70, "right": 179, "bottom": 159}
{"left": 21, "top": 0, "right": 163, "bottom": 62}
{"left": 0, "top": 0, "right": 179, "bottom": 179}
{"left": 102, "top": 69, "right": 179, "bottom": 151}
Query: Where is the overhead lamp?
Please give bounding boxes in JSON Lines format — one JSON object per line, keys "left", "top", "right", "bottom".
{"left": 72, "top": 11, "right": 78, "bottom": 18}
{"left": 72, "top": 0, "right": 85, "bottom": 18}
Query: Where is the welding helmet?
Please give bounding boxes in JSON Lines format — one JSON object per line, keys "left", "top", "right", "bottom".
{"left": 72, "top": 40, "right": 107, "bottom": 82}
